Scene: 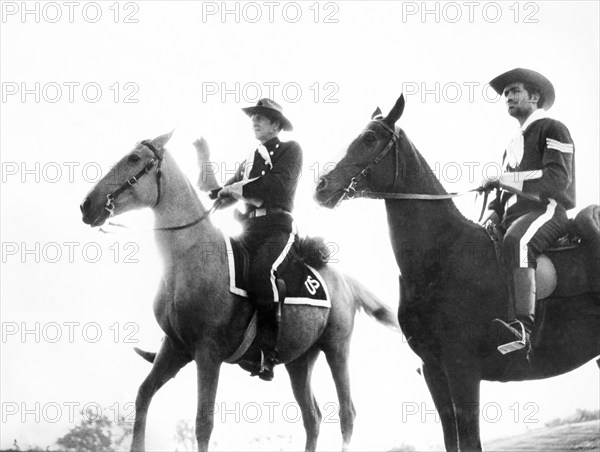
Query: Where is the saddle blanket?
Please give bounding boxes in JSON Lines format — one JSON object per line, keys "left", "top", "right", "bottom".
{"left": 224, "top": 236, "right": 331, "bottom": 308}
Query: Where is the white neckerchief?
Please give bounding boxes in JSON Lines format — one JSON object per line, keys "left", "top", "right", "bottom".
{"left": 505, "top": 109, "right": 548, "bottom": 170}
{"left": 243, "top": 144, "right": 272, "bottom": 181}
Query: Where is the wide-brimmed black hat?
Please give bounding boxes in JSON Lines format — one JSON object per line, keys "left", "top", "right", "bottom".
{"left": 242, "top": 98, "right": 293, "bottom": 131}
{"left": 489, "top": 68, "right": 555, "bottom": 110}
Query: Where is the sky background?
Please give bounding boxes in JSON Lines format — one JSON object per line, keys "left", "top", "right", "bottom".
{"left": 1, "top": 1, "right": 599, "bottom": 450}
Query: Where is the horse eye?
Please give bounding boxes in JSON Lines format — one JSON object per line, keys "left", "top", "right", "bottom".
{"left": 128, "top": 154, "right": 142, "bottom": 163}
{"left": 363, "top": 132, "right": 377, "bottom": 145}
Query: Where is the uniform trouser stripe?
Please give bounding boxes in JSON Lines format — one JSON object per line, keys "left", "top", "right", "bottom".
{"left": 269, "top": 232, "right": 296, "bottom": 301}
{"left": 518, "top": 199, "right": 557, "bottom": 267}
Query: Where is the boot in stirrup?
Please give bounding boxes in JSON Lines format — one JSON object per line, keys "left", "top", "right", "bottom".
{"left": 256, "top": 280, "right": 285, "bottom": 381}
{"left": 254, "top": 303, "right": 279, "bottom": 381}
{"left": 494, "top": 268, "right": 536, "bottom": 355}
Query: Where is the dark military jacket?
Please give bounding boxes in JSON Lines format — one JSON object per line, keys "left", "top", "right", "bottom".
{"left": 492, "top": 117, "right": 575, "bottom": 216}
{"left": 235, "top": 137, "right": 303, "bottom": 214}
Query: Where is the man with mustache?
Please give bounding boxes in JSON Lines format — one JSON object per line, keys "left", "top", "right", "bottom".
{"left": 483, "top": 68, "right": 575, "bottom": 356}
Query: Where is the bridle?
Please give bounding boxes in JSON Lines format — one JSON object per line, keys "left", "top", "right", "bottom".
{"left": 341, "top": 119, "right": 401, "bottom": 203}
{"left": 101, "top": 140, "right": 208, "bottom": 232}
{"left": 340, "top": 119, "right": 482, "bottom": 205}
{"left": 104, "top": 140, "right": 163, "bottom": 216}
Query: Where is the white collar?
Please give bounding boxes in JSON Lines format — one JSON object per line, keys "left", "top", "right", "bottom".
{"left": 519, "top": 108, "right": 547, "bottom": 133}
{"left": 504, "top": 109, "right": 548, "bottom": 170}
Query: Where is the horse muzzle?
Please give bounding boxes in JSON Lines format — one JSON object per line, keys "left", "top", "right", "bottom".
{"left": 80, "top": 195, "right": 110, "bottom": 227}
{"left": 314, "top": 178, "right": 342, "bottom": 209}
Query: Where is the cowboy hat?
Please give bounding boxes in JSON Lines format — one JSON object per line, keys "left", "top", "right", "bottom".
{"left": 489, "top": 68, "right": 555, "bottom": 110}
{"left": 242, "top": 98, "right": 293, "bottom": 131}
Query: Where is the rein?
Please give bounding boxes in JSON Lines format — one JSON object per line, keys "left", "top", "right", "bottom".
{"left": 342, "top": 120, "right": 479, "bottom": 203}
{"left": 100, "top": 140, "right": 209, "bottom": 234}
{"left": 340, "top": 120, "right": 540, "bottom": 220}
{"left": 100, "top": 212, "right": 210, "bottom": 234}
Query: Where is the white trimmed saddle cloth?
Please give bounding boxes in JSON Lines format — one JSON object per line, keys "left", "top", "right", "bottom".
{"left": 223, "top": 235, "right": 331, "bottom": 365}
{"left": 224, "top": 236, "right": 331, "bottom": 307}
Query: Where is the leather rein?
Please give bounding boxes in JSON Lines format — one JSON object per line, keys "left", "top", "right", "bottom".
{"left": 102, "top": 140, "right": 208, "bottom": 232}
{"left": 340, "top": 119, "right": 482, "bottom": 204}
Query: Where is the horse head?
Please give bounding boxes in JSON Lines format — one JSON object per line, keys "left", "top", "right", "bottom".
{"left": 315, "top": 94, "right": 437, "bottom": 208}
{"left": 80, "top": 131, "right": 173, "bottom": 227}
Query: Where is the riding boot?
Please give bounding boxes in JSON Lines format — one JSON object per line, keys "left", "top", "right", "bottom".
{"left": 256, "top": 301, "right": 280, "bottom": 381}
{"left": 493, "top": 268, "right": 536, "bottom": 355}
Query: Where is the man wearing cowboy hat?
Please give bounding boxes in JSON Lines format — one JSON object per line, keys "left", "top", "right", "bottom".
{"left": 483, "top": 68, "right": 575, "bottom": 355}
{"left": 207, "top": 98, "right": 302, "bottom": 381}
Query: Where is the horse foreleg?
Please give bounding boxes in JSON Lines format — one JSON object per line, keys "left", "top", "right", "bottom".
{"left": 323, "top": 340, "right": 356, "bottom": 451}
{"left": 285, "top": 346, "right": 323, "bottom": 452}
{"left": 445, "top": 362, "right": 482, "bottom": 452}
{"left": 131, "top": 337, "right": 191, "bottom": 452}
{"left": 194, "top": 354, "right": 222, "bottom": 452}
{"left": 422, "top": 360, "right": 458, "bottom": 452}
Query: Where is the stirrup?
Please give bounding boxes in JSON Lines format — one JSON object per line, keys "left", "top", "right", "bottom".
{"left": 258, "top": 350, "right": 277, "bottom": 381}
{"left": 496, "top": 320, "right": 527, "bottom": 355}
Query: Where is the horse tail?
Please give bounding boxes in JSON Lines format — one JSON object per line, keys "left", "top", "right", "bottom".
{"left": 345, "top": 275, "right": 400, "bottom": 332}
{"left": 134, "top": 347, "right": 156, "bottom": 363}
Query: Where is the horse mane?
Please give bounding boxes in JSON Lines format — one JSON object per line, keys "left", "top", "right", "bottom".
{"left": 401, "top": 131, "right": 485, "bottom": 231}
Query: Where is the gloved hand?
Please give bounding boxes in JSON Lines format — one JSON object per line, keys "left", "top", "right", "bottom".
{"left": 212, "top": 188, "right": 237, "bottom": 211}
{"left": 479, "top": 175, "right": 501, "bottom": 192}
{"left": 217, "top": 185, "right": 233, "bottom": 199}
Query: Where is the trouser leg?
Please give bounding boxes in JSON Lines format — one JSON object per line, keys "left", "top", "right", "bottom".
{"left": 513, "top": 267, "right": 536, "bottom": 330}
{"left": 247, "top": 229, "right": 294, "bottom": 380}
{"left": 494, "top": 200, "right": 567, "bottom": 354}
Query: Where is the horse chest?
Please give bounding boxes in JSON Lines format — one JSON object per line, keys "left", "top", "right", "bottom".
{"left": 152, "top": 279, "right": 198, "bottom": 333}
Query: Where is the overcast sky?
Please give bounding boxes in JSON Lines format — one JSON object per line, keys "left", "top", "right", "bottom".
{"left": 1, "top": 1, "right": 599, "bottom": 450}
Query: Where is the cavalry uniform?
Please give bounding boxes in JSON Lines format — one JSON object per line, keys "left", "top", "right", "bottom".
{"left": 487, "top": 68, "right": 575, "bottom": 354}
{"left": 209, "top": 98, "right": 302, "bottom": 380}
{"left": 491, "top": 111, "right": 575, "bottom": 269}
{"left": 225, "top": 136, "right": 302, "bottom": 300}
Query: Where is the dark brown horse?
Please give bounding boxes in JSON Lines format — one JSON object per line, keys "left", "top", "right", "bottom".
{"left": 79, "top": 132, "right": 400, "bottom": 451}
{"left": 314, "top": 95, "right": 600, "bottom": 451}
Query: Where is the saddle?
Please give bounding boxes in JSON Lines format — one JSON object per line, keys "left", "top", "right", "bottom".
{"left": 487, "top": 204, "right": 600, "bottom": 300}
{"left": 224, "top": 235, "right": 331, "bottom": 307}
{"left": 222, "top": 235, "right": 332, "bottom": 368}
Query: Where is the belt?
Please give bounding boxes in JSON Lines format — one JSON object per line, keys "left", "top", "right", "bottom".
{"left": 246, "top": 207, "right": 288, "bottom": 219}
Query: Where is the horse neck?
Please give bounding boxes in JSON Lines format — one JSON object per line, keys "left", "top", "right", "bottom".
{"left": 152, "top": 153, "right": 222, "bottom": 263}
{"left": 386, "top": 145, "right": 470, "bottom": 276}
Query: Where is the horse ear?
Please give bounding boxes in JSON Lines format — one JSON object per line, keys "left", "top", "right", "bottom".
{"left": 383, "top": 94, "right": 405, "bottom": 127}
{"left": 150, "top": 130, "right": 175, "bottom": 151}
{"left": 371, "top": 107, "right": 383, "bottom": 120}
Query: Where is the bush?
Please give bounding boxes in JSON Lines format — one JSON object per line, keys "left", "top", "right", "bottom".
{"left": 545, "top": 408, "right": 600, "bottom": 428}
{"left": 54, "top": 408, "right": 132, "bottom": 452}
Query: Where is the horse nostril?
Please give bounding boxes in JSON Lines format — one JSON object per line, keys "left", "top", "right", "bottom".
{"left": 317, "top": 178, "right": 327, "bottom": 191}
{"left": 80, "top": 197, "right": 91, "bottom": 214}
